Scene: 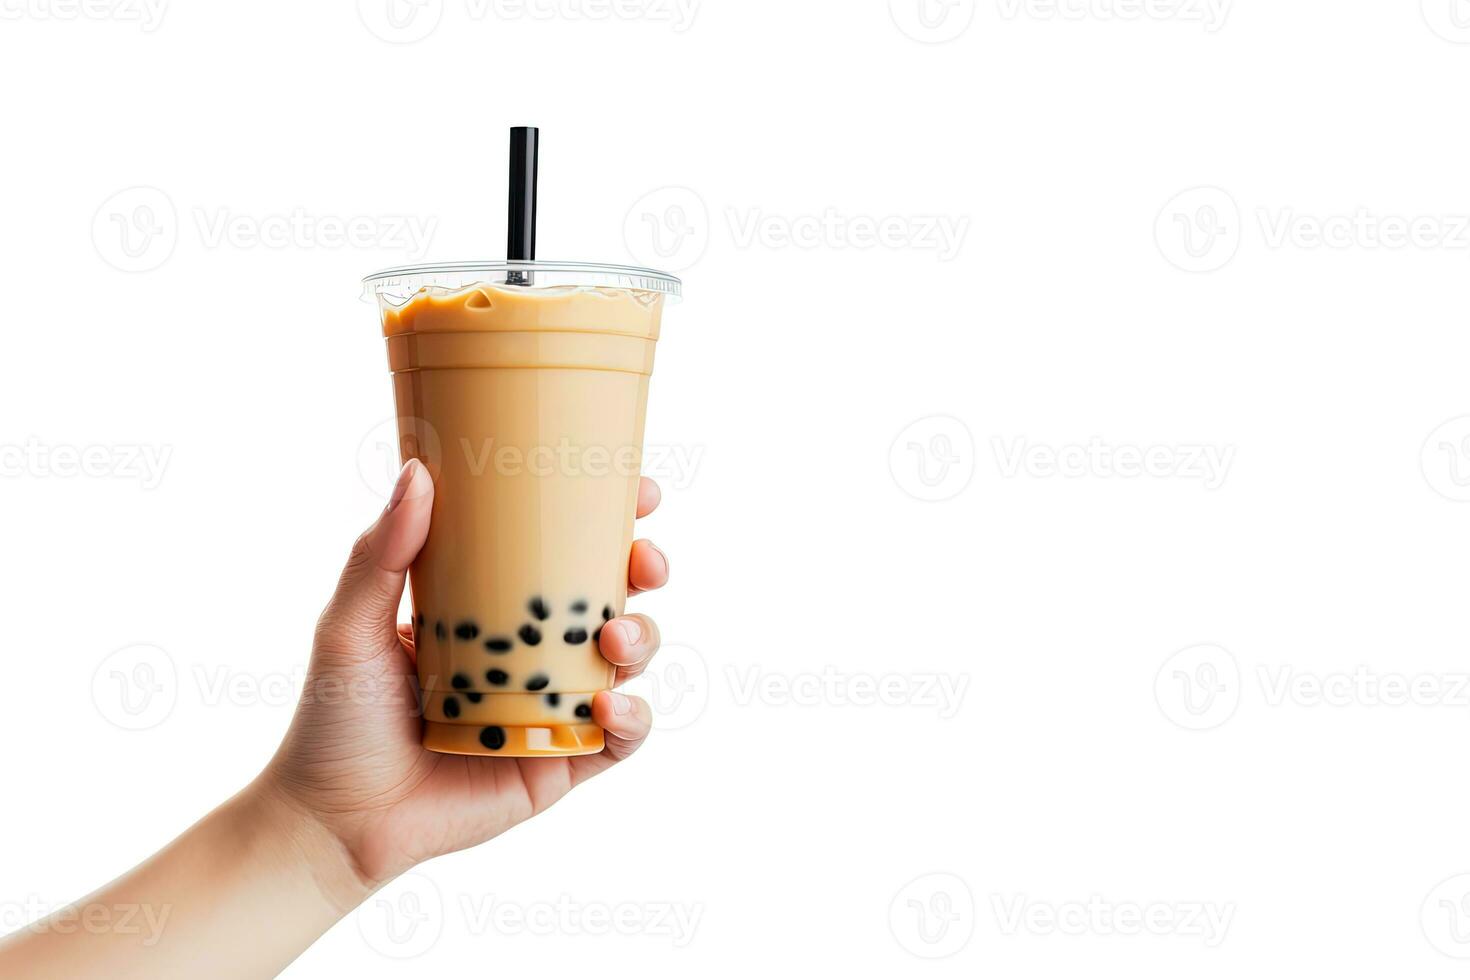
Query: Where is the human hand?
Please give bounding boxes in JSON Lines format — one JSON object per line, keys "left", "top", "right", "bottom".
{"left": 256, "top": 459, "right": 669, "bottom": 902}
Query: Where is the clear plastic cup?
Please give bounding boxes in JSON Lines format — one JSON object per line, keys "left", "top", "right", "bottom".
{"left": 363, "top": 261, "right": 680, "bottom": 756}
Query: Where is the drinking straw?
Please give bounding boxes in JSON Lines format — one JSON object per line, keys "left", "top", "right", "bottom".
{"left": 506, "top": 126, "right": 538, "bottom": 284}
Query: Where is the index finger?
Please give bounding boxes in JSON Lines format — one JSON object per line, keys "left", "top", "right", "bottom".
{"left": 636, "top": 477, "right": 661, "bottom": 519}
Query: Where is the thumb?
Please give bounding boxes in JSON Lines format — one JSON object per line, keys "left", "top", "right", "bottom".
{"left": 319, "top": 459, "right": 434, "bottom": 651}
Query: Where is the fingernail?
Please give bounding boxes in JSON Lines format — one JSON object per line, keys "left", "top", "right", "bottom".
{"left": 609, "top": 691, "right": 632, "bottom": 716}
{"left": 651, "top": 543, "right": 670, "bottom": 577}
{"left": 615, "top": 618, "right": 643, "bottom": 646}
{"left": 386, "top": 460, "right": 416, "bottom": 513}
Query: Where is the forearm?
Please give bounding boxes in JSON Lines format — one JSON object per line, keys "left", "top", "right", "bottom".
{"left": 0, "top": 780, "right": 370, "bottom": 980}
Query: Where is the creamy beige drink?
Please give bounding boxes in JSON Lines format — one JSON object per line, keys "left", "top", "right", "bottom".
{"left": 366, "top": 262, "right": 678, "bottom": 756}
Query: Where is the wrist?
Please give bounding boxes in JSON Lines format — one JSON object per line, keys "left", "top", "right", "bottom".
{"left": 233, "top": 776, "right": 377, "bottom": 918}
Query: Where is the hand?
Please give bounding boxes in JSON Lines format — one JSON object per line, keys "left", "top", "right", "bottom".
{"left": 256, "top": 460, "right": 670, "bottom": 903}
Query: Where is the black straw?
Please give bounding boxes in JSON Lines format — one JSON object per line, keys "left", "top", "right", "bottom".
{"left": 506, "top": 126, "right": 538, "bottom": 283}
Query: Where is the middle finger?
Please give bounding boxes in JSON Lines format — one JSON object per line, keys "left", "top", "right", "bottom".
{"left": 627, "top": 538, "right": 669, "bottom": 596}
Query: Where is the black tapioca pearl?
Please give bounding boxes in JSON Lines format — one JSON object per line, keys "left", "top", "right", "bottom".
{"left": 416, "top": 612, "right": 425, "bottom": 628}
{"left": 454, "top": 621, "right": 480, "bottom": 641}
{"left": 443, "top": 696, "right": 461, "bottom": 719}
{"left": 518, "top": 624, "right": 542, "bottom": 646}
{"left": 593, "top": 625, "right": 603, "bottom": 645}
{"left": 464, "top": 692, "right": 484, "bottom": 704}
{"left": 575, "top": 702, "right": 592, "bottom": 719}
{"left": 479, "top": 726, "right": 506, "bottom": 750}
{"left": 434, "top": 620, "right": 448, "bottom": 641}
{"left": 570, "top": 599, "right": 588, "bottom": 614}
{"left": 484, "top": 637, "right": 512, "bottom": 653}
{"left": 486, "top": 669, "right": 509, "bottom": 687}
{"left": 564, "top": 628, "right": 589, "bottom": 645}
{"left": 525, "top": 674, "right": 550, "bottom": 692}
{"left": 545, "top": 693, "right": 561, "bottom": 708}
{"left": 451, "top": 673, "right": 471, "bottom": 690}
{"left": 529, "top": 596, "right": 549, "bottom": 621}
{"left": 602, "top": 605, "right": 613, "bottom": 621}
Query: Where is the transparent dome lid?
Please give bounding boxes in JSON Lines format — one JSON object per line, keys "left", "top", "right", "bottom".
{"left": 363, "top": 260, "right": 682, "bottom": 307}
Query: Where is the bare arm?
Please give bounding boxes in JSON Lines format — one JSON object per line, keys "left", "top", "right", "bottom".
{"left": 0, "top": 461, "right": 670, "bottom": 978}
{"left": 0, "top": 783, "right": 365, "bottom": 978}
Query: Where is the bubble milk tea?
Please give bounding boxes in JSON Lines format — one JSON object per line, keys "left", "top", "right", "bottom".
{"left": 366, "top": 263, "right": 679, "bottom": 756}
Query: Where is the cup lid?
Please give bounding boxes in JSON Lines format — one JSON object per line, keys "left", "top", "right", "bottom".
{"left": 362, "top": 260, "right": 682, "bottom": 305}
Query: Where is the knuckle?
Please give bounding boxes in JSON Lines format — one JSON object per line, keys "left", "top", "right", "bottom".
{"left": 344, "top": 532, "right": 377, "bottom": 575}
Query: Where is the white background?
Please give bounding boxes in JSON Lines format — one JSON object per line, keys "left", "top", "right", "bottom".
{"left": 3, "top": 0, "right": 1470, "bottom": 975}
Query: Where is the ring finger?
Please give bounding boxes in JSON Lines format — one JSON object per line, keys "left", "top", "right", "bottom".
{"left": 596, "top": 612, "right": 661, "bottom": 685}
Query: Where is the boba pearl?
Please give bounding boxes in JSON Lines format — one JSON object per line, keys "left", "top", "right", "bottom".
{"left": 575, "top": 702, "right": 592, "bottom": 719}
{"left": 570, "top": 600, "right": 588, "bottom": 614}
{"left": 484, "top": 637, "right": 513, "bottom": 653}
{"left": 518, "top": 624, "right": 542, "bottom": 646}
{"left": 529, "top": 596, "right": 550, "bottom": 621}
{"left": 545, "top": 693, "right": 561, "bottom": 708}
{"left": 435, "top": 620, "right": 448, "bottom": 641}
{"left": 465, "top": 692, "right": 484, "bottom": 704}
{"left": 602, "top": 605, "right": 613, "bottom": 621}
{"left": 486, "top": 669, "right": 509, "bottom": 686}
{"left": 563, "top": 628, "right": 589, "bottom": 645}
{"left": 451, "top": 673, "right": 471, "bottom": 690}
{"left": 454, "top": 621, "right": 480, "bottom": 641}
{"left": 479, "top": 726, "right": 506, "bottom": 750}
{"left": 443, "top": 696, "right": 461, "bottom": 719}
{"left": 525, "top": 674, "right": 550, "bottom": 692}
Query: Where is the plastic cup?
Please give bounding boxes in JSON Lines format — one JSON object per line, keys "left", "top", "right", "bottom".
{"left": 363, "top": 261, "right": 680, "bottom": 756}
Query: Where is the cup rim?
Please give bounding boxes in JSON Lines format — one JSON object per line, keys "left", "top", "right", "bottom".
{"left": 362, "top": 260, "right": 682, "bottom": 301}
